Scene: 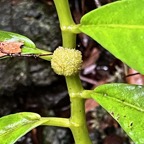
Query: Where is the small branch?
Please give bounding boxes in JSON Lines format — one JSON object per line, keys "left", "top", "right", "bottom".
{"left": 81, "top": 90, "right": 93, "bottom": 99}
{"left": 94, "top": 0, "right": 101, "bottom": 7}
{"left": 42, "top": 117, "right": 70, "bottom": 128}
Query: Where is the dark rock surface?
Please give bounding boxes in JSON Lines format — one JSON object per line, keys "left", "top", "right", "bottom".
{"left": 0, "top": 0, "right": 63, "bottom": 109}
{"left": 0, "top": 0, "right": 61, "bottom": 51}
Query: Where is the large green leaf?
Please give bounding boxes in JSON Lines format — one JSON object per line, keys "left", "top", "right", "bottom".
{"left": 0, "top": 112, "right": 48, "bottom": 144}
{"left": 92, "top": 83, "right": 144, "bottom": 144}
{"left": 79, "top": 0, "right": 144, "bottom": 74}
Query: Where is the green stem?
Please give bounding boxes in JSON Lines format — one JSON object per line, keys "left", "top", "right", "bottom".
{"left": 53, "top": 0, "right": 74, "bottom": 26}
{"left": 53, "top": 0, "right": 92, "bottom": 143}
{"left": 66, "top": 75, "right": 92, "bottom": 144}
{"left": 42, "top": 117, "right": 70, "bottom": 127}
{"left": 81, "top": 90, "right": 93, "bottom": 99}
{"left": 53, "top": 0, "right": 79, "bottom": 48}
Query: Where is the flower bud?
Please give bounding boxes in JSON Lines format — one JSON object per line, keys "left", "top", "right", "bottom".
{"left": 51, "top": 47, "right": 82, "bottom": 76}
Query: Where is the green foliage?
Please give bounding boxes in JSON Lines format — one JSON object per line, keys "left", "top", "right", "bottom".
{"left": 79, "top": 1, "right": 144, "bottom": 143}
{"left": 0, "top": 30, "right": 35, "bottom": 48}
{"left": 0, "top": 30, "right": 52, "bottom": 60}
{"left": 0, "top": 112, "right": 48, "bottom": 144}
{"left": 21, "top": 46, "right": 52, "bottom": 56}
{"left": 79, "top": 0, "right": 144, "bottom": 74}
{"left": 92, "top": 83, "right": 144, "bottom": 144}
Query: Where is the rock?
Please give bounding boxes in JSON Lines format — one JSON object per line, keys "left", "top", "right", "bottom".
{"left": 0, "top": 0, "right": 61, "bottom": 93}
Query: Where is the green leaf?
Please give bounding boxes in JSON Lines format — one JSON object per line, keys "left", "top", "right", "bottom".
{"left": 21, "top": 46, "right": 52, "bottom": 55}
{"left": 0, "top": 112, "right": 48, "bottom": 144}
{"left": 0, "top": 30, "right": 52, "bottom": 60}
{"left": 79, "top": 0, "right": 144, "bottom": 74}
{"left": 22, "top": 46, "right": 52, "bottom": 61}
{"left": 0, "top": 30, "right": 35, "bottom": 48}
{"left": 92, "top": 83, "right": 144, "bottom": 144}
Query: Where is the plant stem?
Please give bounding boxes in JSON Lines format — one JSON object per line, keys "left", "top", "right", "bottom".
{"left": 66, "top": 75, "right": 92, "bottom": 144}
{"left": 53, "top": 0, "right": 92, "bottom": 143}
{"left": 42, "top": 117, "right": 70, "bottom": 127}
{"left": 81, "top": 90, "right": 93, "bottom": 99}
{"left": 53, "top": 0, "right": 79, "bottom": 48}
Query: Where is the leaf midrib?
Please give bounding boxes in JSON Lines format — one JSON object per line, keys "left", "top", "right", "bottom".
{"left": 81, "top": 24, "right": 144, "bottom": 29}
{"left": 0, "top": 119, "right": 36, "bottom": 136}
{"left": 95, "top": 93, "right": 144, "bottom": 112}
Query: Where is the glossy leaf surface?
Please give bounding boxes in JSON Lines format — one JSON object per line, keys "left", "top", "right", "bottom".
{"left": 0, "top": 30, "right": 52, "bottom": 60}
{"left": 0, "top": 30, "right": 35, "bottom": 48}
{"left": 79, "top": 0, "right": 144, "bottom": 74}
{"left": 92, "top": 83, "right": 144, "bottom": 144}
{"left": 0, "top": 112, "right": 48, "bottom": 144}
{"left": 21, "top": 46, "right": 52, "bottom": 55}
